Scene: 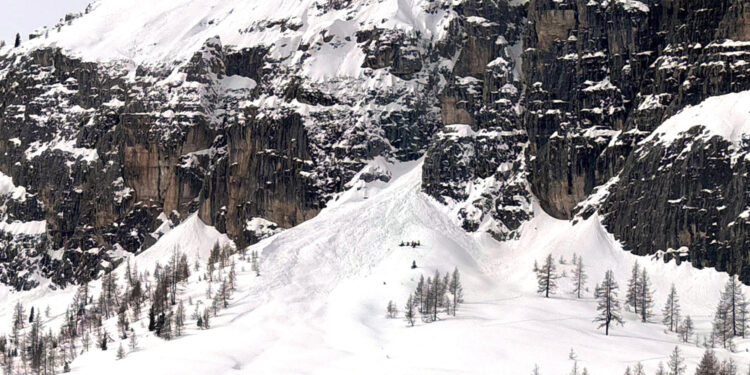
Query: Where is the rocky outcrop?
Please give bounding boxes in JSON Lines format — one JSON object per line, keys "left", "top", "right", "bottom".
{"left": 421, "top": 0, "right": 531, "bottom": 239}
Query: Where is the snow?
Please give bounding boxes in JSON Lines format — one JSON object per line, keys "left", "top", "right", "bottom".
{"left": 19, "top": 0, "right": 454, "bottom": 79}
{"left": 0, "top": 159, "right": 746, "bottom": 374}
{"left": 641, "top": 90, "right": 750, "bottom": 147}
{"left": 25, "top": 137, "right": 99, "bottom": 163}
{"left": 132, "top": 213, "right": 232, "bottom": 270}
{"left": 0, "top": 171, "right": 27, "bottom": 200}
{"left": 0, "top": 220, "right": 46, "bottom": 235}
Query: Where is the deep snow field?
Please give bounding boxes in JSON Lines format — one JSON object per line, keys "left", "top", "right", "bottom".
{"left": 0, "top": 159, "right": 747, "bottom": 375}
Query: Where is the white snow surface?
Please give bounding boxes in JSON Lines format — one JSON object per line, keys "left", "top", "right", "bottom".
{"left": 12, "top": 0, "right": 453, "bottom": 77}
{"left": 1, "top": 159, "right": 749, "bottom": 374}
{"left": 641, "top": 90, "right": 750, "bottom": 147}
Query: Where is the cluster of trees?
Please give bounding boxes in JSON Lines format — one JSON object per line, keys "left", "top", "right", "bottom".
{"left": 0, "top": 241, "right": 257, "bottom": 375}
{"left": 709, "top": 276, "right": 747, "bottom": 350}
{"left": 387, "top": 267, "right": 463, "bottom": 327}
{"left": 534, "top": 257, "right": 699, "bottom": 339}
{"left": 534, "top": 253, "right": 587, "bottom": 299}
{"left": 628, "top": 346, "right": 745, "bottom": 375}
{"left": 535, "top": 346, "right": 749, "bottom": 375}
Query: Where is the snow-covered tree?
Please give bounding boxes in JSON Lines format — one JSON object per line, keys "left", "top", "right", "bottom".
{"left": 572, "top": 257, "right": 587, "bottom": 299}
{"left": 536, "top": 254, "right": 559, "bottom": 298}
{"left": 662, "top": 284, "right": 681, "bottom": 332}
{"left": 638, "top": 269, "right": 654, "bottom": 322}
{"left": 594, "top": 270, "right": 624, "bottom": 335}
{"left": 666, "top": 346, "right": 686, "bottom": 375}
{"left": 626, "top": 262, "right": 641, "bottom": 313}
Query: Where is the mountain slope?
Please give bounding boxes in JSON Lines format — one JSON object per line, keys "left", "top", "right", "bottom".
{"left": 2, "top": 159, "right": 748, "bottom": 374}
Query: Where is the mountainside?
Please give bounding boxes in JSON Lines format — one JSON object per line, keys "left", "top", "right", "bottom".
{"left": 0, "top": 0, "right": 748, "bottom": 291}
{"left": 0, "top": 159, "right": 748, "bottom": 374}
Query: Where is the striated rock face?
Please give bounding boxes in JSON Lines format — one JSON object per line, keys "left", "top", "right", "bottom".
{"left": 522, "top": 0, "right": 750, "bottom": 280}
{"left": 421, "top": 1, "right": 532, "bottom": 240}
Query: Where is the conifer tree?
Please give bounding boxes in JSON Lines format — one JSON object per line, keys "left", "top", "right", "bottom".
{"left": 251, "top": 250, "right": 260, "bottom": 277}
{"left": 626, "top": 262, "right": 641, "bottom": 313}
{"left": 404, "top": 295, "right": 415, "bottom": 327}
{"left": 448, "top": 267, "right": 464, "bottom": 316}
{"left": 12, "top": 302, "right": 25, "bottom": 331}
{"left": 662, "top": 284, "right": 681, "bottom": 332}
{"left": 594, "top": 270, "right": 623, "bottom": 335}
{"left": 116, "top": 342, "right": 125, "bottom": 359}
{"left": 572, "top": 257, "right": 587, "bottom": 299}
{"left": 430, "top": 270, "right": 445, "bottom": 322}
{"left": 722, "top": 276, "right": 747, "bottom": 337}
{"left": 655, "top": 362, "right": 666, "bottom": 375}
{"left": 14, "top": 33, "right": 20, "bottom": 48}
{"left": 386, "top": 301, "right": 397, "bottom": 319}
{"left": 679, "top": 315, "right": 694, "bottom": 343}
{"left": 175, "top": 300, "right": 186, "bottom": 337}
{"left": 129, "top": 331, "right": 137, "bottom": 351}
{"left": 202, "top": 308, "right": 210, "bottom": 329}
{"left": 638, "top": 269, "right": 654, "bottom": 322}
{"left": 713, "top": 292, "right": 734, "bottom": 348}
{"left": 632, "top": 362, "right": 646, "bottom": 375}
{"left": 415, "top": 275, "right": 425, "bottom": 313}
{"left": 667, "top": 346, "right": 686, "bottom": 375}
{"left": 536, "top": 254, "right": 559, "bottom": 298}
{"left": 720, "top": 359, "right": 738, "bottom": 375}
{"left": 695, "top": 349, "right": 719, "bottom": 375}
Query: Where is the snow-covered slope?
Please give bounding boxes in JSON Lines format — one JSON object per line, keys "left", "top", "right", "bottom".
{"left": 12, "top": 0, "right": 451, "bottom": 75}
{"left": 2, "top": 159, "right": 748, "bottom": 374}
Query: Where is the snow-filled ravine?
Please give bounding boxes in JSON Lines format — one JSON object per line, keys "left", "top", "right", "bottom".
{"left": 0, "top": 159, "right": 748, "bottom": 374}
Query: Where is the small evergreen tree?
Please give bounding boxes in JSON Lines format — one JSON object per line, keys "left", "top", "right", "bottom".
{"left": 386, "top": 301, "right": 397, "bottom": 319}
{"left": 720, "top": 358, "right": 738, "bottom": 375}
{"left": 14, "top": 33, "right": 21, "bottom": 48}
{"left": 655, "top": 362, "right": 666, "bottom": 375}
{"left": 536, "top": 254, "right": 559, "bottom": 298}
{"left": 666, "top": 346, "right": 686, "bottom": 375}
{"left": 448, "top": 267, "right": 464, "bottom": 315}
{"left": 679, "top": 315, "right": 694, "bottom": 343}
{"left": 626, "top": 262, "right": 641, "bottom": 314}
{"left": 175, "top": 300, "right": 186, "bottom": 337}
{"left": 663, "top": 284, "right": 681, "bottom": 332}
{"left": 694, "top": 349, "right": 719, "bottom": 375}
{"left": 116, "top": 343, "right": 125, "bottom": 359}
{"left": 594, "top": 270, "right": 623, "bottom": 335}
{"left": 632, "top": 362, "right": 646, "bottom": 375}
{"left": 572, "top": 257, "right": 587, "bottom": 299}
{"left": 129, "top": 331, "right": 138, "bottom": 351}
{"left": 638, "top": 269, "right": 654, "bottom": 322}
{"left": 404, "top": 295, "right": 415, "bottom": 327}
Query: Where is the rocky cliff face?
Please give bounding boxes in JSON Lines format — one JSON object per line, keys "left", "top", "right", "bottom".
{"left": 522, "top": 0, "right": 750, "bottom": 280}
{"left": 0, "top": 0, "right": 749, "bottom": 289}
